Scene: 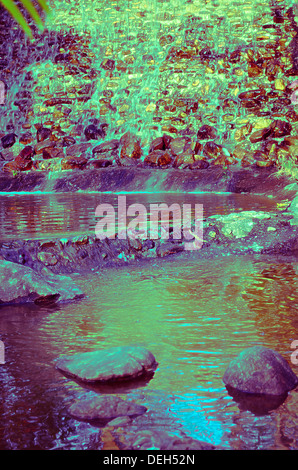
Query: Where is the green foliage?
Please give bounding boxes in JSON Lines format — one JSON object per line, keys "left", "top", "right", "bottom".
{"left": 0, "top": 0, "right": 49, "bottom": 39}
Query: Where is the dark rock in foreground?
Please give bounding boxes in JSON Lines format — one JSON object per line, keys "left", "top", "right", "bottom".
{"left": 0, "top": 260, "right": 84, "bottom": 305}
{"left": 56, "top": 345, "right": 158, "bottom": 383}
{"left": 223, "top": 346, "right": 298, "bottom": 396}
{"left": 68, "top": 394, "right": 147, "bottom": 423}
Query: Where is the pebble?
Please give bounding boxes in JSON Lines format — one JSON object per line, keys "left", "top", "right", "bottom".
{"left": 34, "top": 139, "right": 56, "bottom": 155}
{"left": 120, "top": 132, "right": 143, "bottom": 160}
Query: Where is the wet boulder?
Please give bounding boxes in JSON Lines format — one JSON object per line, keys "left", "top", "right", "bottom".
{"left": 36, "top": 127, "right": 52, "bottom": 142}
{"left": 68, "top": 394, "right": 147, "bottom": 422}
{"left": 223, "top": 346, "right": 298, "bottom": 396}
{"left": 207, "top": 211, "right": 271, "bottom": 239}
{"left": 0, "top": 260, "right": 84, "bottom": 305}
{"left": 55, "top": 345, "right": 158, "bottom": 383}
{"left": 196, "top": 124, "right": 217, "bottom": 141}
{"left": 1, "top": 133, "right": 17, "bottom": 149}
{"left": 84, "top": 124, "right": 104, "bottom": 141}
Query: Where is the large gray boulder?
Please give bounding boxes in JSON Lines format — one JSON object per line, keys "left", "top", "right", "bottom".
{"left": 68, "top": 394, "right": 147, "bottom": 422}
{"left": 0, "top": 260, "right": 84, "bottom": 305}
{"left": 55, "top": 345, "right": 158, "bottom": 383}
{"left": 223, "top": 346, "right": 298, "bottom": 396}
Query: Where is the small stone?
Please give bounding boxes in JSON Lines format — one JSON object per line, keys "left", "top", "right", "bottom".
{"left": 162, "top": 134, "right": 173, "bottom": 149}
{"left": 1, "top": 133, "right": 17, "bottom": 149}
{"left": 37, "top": 252, "right": 58, "bottom": 266}
{"left": 54, "top": 53, "right": 71, "bottom": 63}
{"left": 270, "top": 120, "right": 292, "bottom": 138}
{"left": 266, "top": 60, "right": 279, "bottom": 80}
{"left": 34, "top": 158, "right": 62, "bottom": 172}
{"left": 89, "top": 155, "right": 114, "bottom": 168}
{"left": 22, "top": 122, "right": 32, "bottom": 130}
{"left": 233, "top": 143, "right": 250, "bottom": 160}
{"left": 248, "top": 63, "right": 262, "bottom": 77}
{"left": 37, "top": 127, "right": 52, "bottom": 142}
{"left": 65, "top": 143, "right": 92, "bottom": 158}
{"left": 238, "top": 89, "right": 265, "bottom": 100}
{"left": 44, "top": 97, "right": 72, "bottom": 107}
{"left": 62, "top": 136, "right": 76, "bottom": 147}
{"left": 191, "top": 159, "right": 209, "bottom": 169}
{"left": 256, "top": 159, "right": 274, "bottom": 168}
{"left": 146, "top": 103, "right": 156, "bottom": 113}
{"left": 14, "top": 146, "right": 34, "bottom": 171}
{"left": 144, "top": 150, "right": 172, "bottom": 167}
{"left": 19, "top": 132, "right": 33, "bottom": 145}
{"left": 34, "top": 138, "right": 56, "bottom": 155}
{"left": 120, "top": 132, "right": 143, "bottom": 160}
{"left": 101, "top": 59, "right": 116, "bottom": 71}
{"left": 197, "top": 125, "right": 217, "bottom": 140}
{"left": 275, "top": 78, "right": 286, "bottom": 91}
{"left": 249, "top": 127, "right": 272, "bottom": 143}
{"left": 156, "top": 242, "right": 184, "bottom": 257}
{"left": 173, "top": 151, "right": 195, "bottom": 168}
{"left": 169, "top": 137, "right": 191, "bottom": 156}
{"left": 253, "top": 118, "right": 273, "bottom": 130}
{"left": 68, "top": 395, "right": 147, "bottom": 422}
{"left": 2, "top": 161, "right": 18, "bottom": 174}
{"left": 0, "top": 148, "right": 16, "bottom": 161}
{"left": 203, "top": 141, "right": 222, "bottom": 158}
{"left": 149, "top": 137, "right": 164, "bottom": 153}
{"left": 92, "top": 140, "right": 120, "bottom": 155}
{"left": 84, "top": 124, "right": 102, "bottom": 141}
{"left": 43, "top": 147, "right": 65, "bottom": 160}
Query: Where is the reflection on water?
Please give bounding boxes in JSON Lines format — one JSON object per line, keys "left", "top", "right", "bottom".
{"left": 0, "top": 192, "right": 279, "bottom": 241}
{"left": 0, "top": 254, "right": 298, "bottom": 450}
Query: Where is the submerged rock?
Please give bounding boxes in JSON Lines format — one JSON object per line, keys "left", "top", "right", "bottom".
{"left": 223, "top": 346, "right": 298, "bottom": 396}
{"left": 0, "top": 260, "right": 84, "bottom": 305}
{"left": 68, "top": 394, "right": 147, "bottom": 422}
{"left": 55, "top": 345, "right": 158, "bottom": 383}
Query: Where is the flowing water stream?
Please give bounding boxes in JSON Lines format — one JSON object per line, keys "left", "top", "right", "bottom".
{"left": 1, "top": 191, "right": 298, "bottom": 450}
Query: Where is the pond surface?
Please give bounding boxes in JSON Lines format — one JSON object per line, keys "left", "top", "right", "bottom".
{"left": 0, "top": 191, "right": 279, "bottom": 241}
{"left": 1, "top": 250, "right": 298, "bottom": 450}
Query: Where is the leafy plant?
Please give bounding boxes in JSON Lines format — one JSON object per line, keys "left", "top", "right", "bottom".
{"left": 0, "top": 0, "right": 49, "bottom": 39}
